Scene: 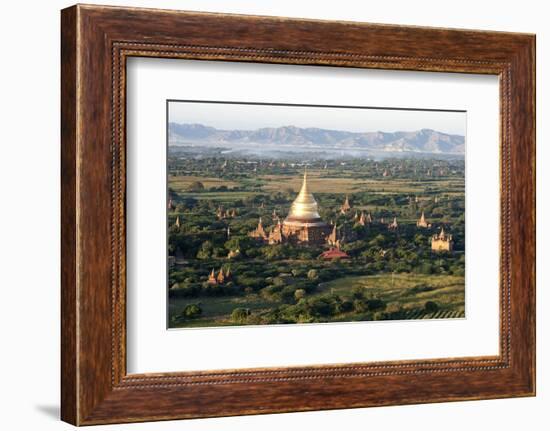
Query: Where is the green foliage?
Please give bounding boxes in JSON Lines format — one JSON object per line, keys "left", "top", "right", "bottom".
{"left": 262, "top": 244, "right": 286, "bottom": 260}
{"left": 351, "top": 285, "right": 366, "bottom": 299}
{"left": 415, "top": 262, "right": 433, "bottom": 275}
{"left": 407, "top": 284, "right": 435, "bottom": 294}
{"left": 307, "top": 269, "right": 319, "bottom": 281}
{"left": 424, "top": 301, "right": 439, "bottom": 313}
{"left": 280, "top": 286, "right": 297, "bottom": 304}
{"left": 369, "top": 234, "right": 387, "bottom": 247}
{"left": 169, "top": 284, "right": 201, "bottom": 298}
{"left": 196, "top": 240, "right": 213, "bottom": 259}
{"left": 260, "top": 284, "right": 283, "bottom": 299}
{"left": 366, "top": 298, "right": 386, "bottom": 312}
{"left": 353, "top": 299, "right": 367, "bottom": 313}
{"left": 294, "top": 288, "right": 306, "bottom": 301}
{"left": 181, "top": 303, "right": 202, "bottom": 319}
{"left": 224, "top": 235, "right": 255, "bottom": 253}
{"left": 272, "top": 276, "right": 286, "bottom": 287}
{"left": 309, "top": 297, "right": 334, "bottom": 317}
{"left": 339, "top": 300, "right": 353, "bottom": 313}
{"left": 187, "top": 181, "right": 205, "bottom": 192}
{"left": 231, "top": 307, "right": 250, "bottom": 323}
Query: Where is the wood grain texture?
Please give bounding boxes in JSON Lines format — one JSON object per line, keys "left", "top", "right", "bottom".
{"left": 60, "top": 5, "right": 78, "bottom": 425}
{"left": 60, "top": 4, "right": 535, "bottom": 425}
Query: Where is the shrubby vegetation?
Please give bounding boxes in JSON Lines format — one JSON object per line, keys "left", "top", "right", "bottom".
{"left": 167, "top": 153, "right": 465, "bottom": 328}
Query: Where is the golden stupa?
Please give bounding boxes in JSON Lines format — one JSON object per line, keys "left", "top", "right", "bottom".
{"left": 286, "top": 171, "right": 322, "bottom": 221}
{"left": 282, "top": 171, "right": 332, "bottom": 244}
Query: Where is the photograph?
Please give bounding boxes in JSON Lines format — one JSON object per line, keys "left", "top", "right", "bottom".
{"left": 167, "top": 101, "right": 466, "bottom": 329}
{"left": 0, "top": 0, "right": 540, "bottom": 428}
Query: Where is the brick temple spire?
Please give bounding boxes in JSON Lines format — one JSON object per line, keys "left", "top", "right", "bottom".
{"left": 340, "top": 195, "right": 351, "bottom": 214}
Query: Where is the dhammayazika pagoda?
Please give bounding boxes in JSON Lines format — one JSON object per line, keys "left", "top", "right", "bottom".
{"left": 250, "top": 171, "right": 333, "bottom": 246}
{"left": 281, "top": 171, "right": 333, "bottom": 245}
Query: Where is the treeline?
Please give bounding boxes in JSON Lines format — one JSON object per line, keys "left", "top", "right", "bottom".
{"left": 168, "top": 155, "right": 465, "bottom": 183}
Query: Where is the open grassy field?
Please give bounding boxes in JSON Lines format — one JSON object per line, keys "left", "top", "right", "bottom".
{"left": 260, "top": 172, "right": 372, "bottom": 193}
{"left": 168, "top": 294, "right": 274, "bottom": 328}
{"left": 260, "top": 172, "right": 435, "bottom": 194}
{"left": 318, "top": 273, "right": 464, "bottom": 313}
{"left": 170, "top": 171, "right": 464, "bottom": 196}
{"left": 176, "top": 191, "right": 257, "bottom": 202}
{"left": 169, "top": 272, "right": 465, "bottom": 329}
{"left": 169, "top": 175, "right": 240, "bottom": 192}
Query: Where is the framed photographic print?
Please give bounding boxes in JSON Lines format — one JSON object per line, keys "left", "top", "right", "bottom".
{"left": 163, "top": 100, "right": 467, "bottom": 330}
{"left": 61, "top": 4, "right": 535, "bottom": 425}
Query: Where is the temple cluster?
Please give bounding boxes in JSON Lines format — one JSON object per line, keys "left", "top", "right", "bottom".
{"left": 246, "top": 171, "right": 454, "bottom": 255}
{"left": 248, "top": 172, "right": 350, "bottom": 258}
{"left": 207, "top": 267, "right": 232, "bottom": 285}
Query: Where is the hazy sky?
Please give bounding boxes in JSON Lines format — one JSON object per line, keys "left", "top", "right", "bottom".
{"left": 168, "top": 101, "right": 466, "bottom": 136}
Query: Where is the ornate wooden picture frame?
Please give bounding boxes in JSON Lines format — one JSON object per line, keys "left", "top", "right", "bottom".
{"left": 61, "top": 4, "right": 535, "bottom": 425}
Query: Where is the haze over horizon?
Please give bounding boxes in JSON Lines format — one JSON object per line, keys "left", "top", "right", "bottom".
{"left": 168, "top": 101, "right": 466, "bottom": 136}
{"left": 168, "top": 122, "right": 466, "bottom": 157}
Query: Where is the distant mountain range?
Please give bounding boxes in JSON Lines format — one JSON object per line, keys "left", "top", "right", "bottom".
{"left": 168, "top": 123, "right": 465, "bottom": 156}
